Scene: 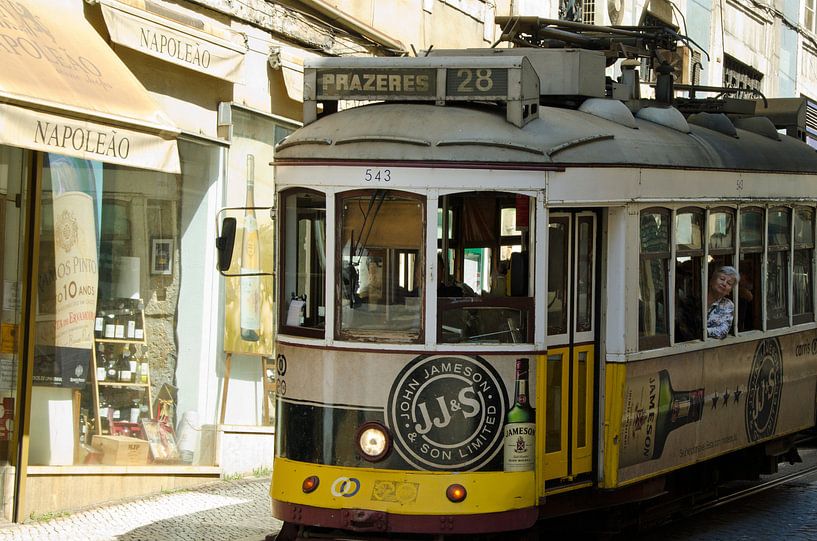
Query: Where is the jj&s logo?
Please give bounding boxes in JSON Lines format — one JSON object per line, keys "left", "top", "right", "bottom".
{"left": 387, "top": 355, "right": 507, "bottom": 471}
{"left": 746, "top": 338, "right": 783, "bottom": 442}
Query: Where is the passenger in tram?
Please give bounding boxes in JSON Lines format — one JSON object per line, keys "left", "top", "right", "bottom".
{"left": 706, "top": 266, "right": 739, "bottom": 339}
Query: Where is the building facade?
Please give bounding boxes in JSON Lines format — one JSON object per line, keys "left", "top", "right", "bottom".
{"left": 2, "top": 0, "right": 815, "bottom": 523}
{"left": 0, "top": 0, "right": 503, "bottom": 522}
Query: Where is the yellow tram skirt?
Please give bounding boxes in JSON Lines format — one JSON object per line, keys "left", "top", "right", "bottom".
{"left": 271, "top": 457, "right": 537, "bottom": 516}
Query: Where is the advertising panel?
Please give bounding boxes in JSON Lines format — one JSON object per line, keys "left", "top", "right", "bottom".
{"left": 274, "top": 344, "right": 538, "bottom": 472}
{"left": 617, "top": 333, "right": 817, "bottom": 483}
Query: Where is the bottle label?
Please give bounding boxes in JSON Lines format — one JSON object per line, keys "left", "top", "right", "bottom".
{"left": 95, "top": 317, "right": 104, "bottom": 332}
{"left": 104, "top": 324, "right": 115, "bottom": 338}
{"left": 51, "top": 192, "right": 98, "bottom": 352}
{"left": 503, "top": 422, "right": 535, "bottom": 471}
{"left": 619, "top": 373, "right": 661, "bottom": 468}
{"left": 115, "top": 324, "right": 125, "bottom": 339}
{"left": 240, "top": 269, "right": 261, "bottom": 333}
{"left": 134, "top": 329, "right": 144, "bottom": 340}
{"left": 96, "top": 367, "right": 106, "bottom": 381}
{"left": 119, "top": 370, "right": 131, "bottom": 382}
{"left": 127, "top": 321, "right": 136, "bottom": 338}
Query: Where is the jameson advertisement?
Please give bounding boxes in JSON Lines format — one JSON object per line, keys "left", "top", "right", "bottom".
{"left": 275, "top": 346, "right": 537, "bottom": 472}
{"left": 617, "top": 335, "right": 817, "bottom": 482}
{"left": 34, "top": 155, "right": 99, "bottom": 388}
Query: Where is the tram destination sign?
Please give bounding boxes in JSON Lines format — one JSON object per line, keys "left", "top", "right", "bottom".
{"left": 304, "top": 56, "right": 540, "bottom": 127}
{"left": 316, "top": 68, "right": 438, "bottom": 99}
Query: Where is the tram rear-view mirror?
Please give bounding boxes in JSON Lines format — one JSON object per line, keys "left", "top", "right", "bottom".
{"left": 216, "top": 217, "right": 236, "bottom": 273}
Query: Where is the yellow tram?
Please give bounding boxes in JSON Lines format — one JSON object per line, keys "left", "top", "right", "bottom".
{"left": 219, "top": 19, "right": 817, "bottom": 540}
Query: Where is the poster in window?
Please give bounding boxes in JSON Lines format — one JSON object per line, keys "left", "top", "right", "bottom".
{"left": 222, "top": 110, "right": 277, "bottom": 355}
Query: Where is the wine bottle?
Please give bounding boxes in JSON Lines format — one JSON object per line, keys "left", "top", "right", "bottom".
{"left": 118, "top": 349, "right": 132, "bottom": 383}
{"left": 240, "top": 154, "right": 261, "bottom": 342}
{"left": 48, "top": 155, "right": 98, "bottom": 353}
{"left": 105, "top": 351, "right": 118, "bottom": 381}
{"left": 114, "top": 303, "right": 125, "bottom": 339}
{"left": 126, "top": 307, "right": 136, "bottom": 339}
{"left": 94, "top": 310, "right": 105, "bottom": 338}
{"left": 134, "top": 300, "right": 145, "bottom": 340}
{"left": 104, "top": 312, "right": 116, "bottom": 339}
{"left": 503, "top": 358, "right": 535, "bottom": 472}
{"left": 619, "top": 369, "right": 704, "bottom": 467}
{"left": 96, "top": 344, "right": 107, "bottom": 382}
{"left": 128, "top": 345, "right": 138, "bottom": 382}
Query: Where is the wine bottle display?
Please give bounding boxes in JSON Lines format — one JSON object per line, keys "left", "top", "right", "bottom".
{"left": 240, "top": 154, "right": 261, "bottom": 342}
{"left": 619, "top": 369, "right": 704, "bottom": 467}
{"left": 503, "top": 358, "right": 536, "bottom": 472}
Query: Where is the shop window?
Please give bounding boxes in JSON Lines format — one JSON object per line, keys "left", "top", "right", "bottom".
{"left": 280, "top": 189, "right": 326, "bottom": 336}
{"left": 437, "top": 192, "right": 533, "bottom": 344}
{"left": 767, "top": 207, "right": 791, "bottom": 329}
{"left": 793, "top": 207, "right": 814, "bottom": 324}
{"left": 675, "top": 208, "right": 704, "bottom": 342}
{"left": 739, "top": 207, "right": 764, "bottom": 331}
{"left": 30, "top": 143, "right": 216, "bottom": 468}
{"left": 337, "top": 190, "right": 424, "bottom": 342}
{"left": 639, "top": 208, "right": 670, "bottom": 349}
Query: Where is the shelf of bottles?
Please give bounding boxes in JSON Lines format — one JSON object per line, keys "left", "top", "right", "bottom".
{"left": 87, "top": 298, "right": 153, "bottom": 439}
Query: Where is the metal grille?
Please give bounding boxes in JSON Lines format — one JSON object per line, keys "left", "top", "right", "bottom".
{"left": 723, "top": 55, "right": 763, "bottom": 100}
{"left": 691, "top": 50, "right": 702, "bottom": 85}
{"left": 583, "top": 0, "right": 596, "bottom": 24}
{"left": 807, "top": 100, "right": 817, "bottom": 145}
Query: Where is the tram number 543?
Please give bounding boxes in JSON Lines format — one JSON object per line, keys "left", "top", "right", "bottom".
{"left": 364, "top": 168, "right": 391, "bottom": 182}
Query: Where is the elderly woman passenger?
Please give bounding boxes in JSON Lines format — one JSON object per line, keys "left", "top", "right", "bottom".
{"left": 707, "top": 266, "right": 739, "bottom": 339}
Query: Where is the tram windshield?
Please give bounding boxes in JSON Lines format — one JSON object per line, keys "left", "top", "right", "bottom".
{"left": 437, "top": 192, "right": 533, "bottom": 344}
{"left": 338, "top": 191, "right": 424, "bottom": 341}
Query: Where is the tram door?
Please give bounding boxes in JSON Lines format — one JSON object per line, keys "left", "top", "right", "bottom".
{"left": 543, "top": 211, "right": 597, "bottom": 483}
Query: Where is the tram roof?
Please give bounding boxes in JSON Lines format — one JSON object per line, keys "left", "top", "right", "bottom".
{"left": 276, "top": 101, "right": 817, "bottom": 173}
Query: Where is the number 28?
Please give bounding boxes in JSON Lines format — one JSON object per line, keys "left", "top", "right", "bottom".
{"left": 364, "top": 168, "right": 391, "bottom": 182}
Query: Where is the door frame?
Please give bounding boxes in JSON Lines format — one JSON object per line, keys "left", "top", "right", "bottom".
{"left": 541, "top": 210, "right": 599, "bottom": 484}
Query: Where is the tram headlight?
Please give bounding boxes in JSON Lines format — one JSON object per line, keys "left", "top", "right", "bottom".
{"left": 356, "top": 422, "right": 392, "bottom": 462}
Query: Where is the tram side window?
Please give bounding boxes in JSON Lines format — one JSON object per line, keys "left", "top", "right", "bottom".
{"left": 437, "top": 192, "right": 532, "bottom": 344}
{"left": 639, "top": 208, "right": 671, "bottom": 350}
{"left": 337, "top": 190, "right": 424, "bottom": 342}
{"left": 793, "top": 207, "right": 814, "bottom": 324}
{"left": 280, "top": 189, "right": 326, "bottom": 336}
{"left": 767, "top": 207, "right": 791, "bottom": 329}
{"left": 674, "top": 208, "right": 704, "bottom": 342}
{"left": 738, "top": 207, "right": 764, "bottom": 332}
{"left": 706, "top": 208, "right": 737, "bottom": 339}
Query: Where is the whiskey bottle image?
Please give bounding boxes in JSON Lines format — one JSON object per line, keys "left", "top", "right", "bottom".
{"left": 503, "top": 358, "right": 536, "bottom": 472}
{"left": 619, "top": 369, "right": 704, "bottom": 468}
{"left": 240, "top": 155, "right": 261, "bottom": 342}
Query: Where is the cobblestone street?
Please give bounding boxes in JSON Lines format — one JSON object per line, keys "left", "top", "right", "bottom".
{"left": 0, "top": 477, "right": 282, "bottom": 541}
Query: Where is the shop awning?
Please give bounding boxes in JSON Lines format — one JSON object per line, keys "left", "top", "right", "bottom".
{"left": 0, "top": 0, "right": 180, "bottom": 174}
{"left": 96, "top": 0, "right": 247, "bottom": 83}
{"left": 280, "top": 49, "right": 305, "bottom": 103}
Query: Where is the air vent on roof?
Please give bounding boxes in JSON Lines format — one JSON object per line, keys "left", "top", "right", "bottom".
{"left": 579, "top": 98, "right": 637, "bottom": 128}
{"left": 636, "top": 106, "right": 690, "bottom": 133}
{"left": 733, "top": 116, "right": 781, "bottom": 141}
{"left": 688, "top": 112, "right": 737, "bottom": 137}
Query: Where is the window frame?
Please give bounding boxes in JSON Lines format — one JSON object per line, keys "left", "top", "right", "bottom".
{"left": 335, "top": 189, "right": 426, "bottom": 343}
{"left": 278, "top": 187, "right": 327, "bottom": 339}
{"left": 639, "top": 207, "right": 672, "bottom": 350}
{"left": 793, "top": 206, "right": 815, "bottom": 325}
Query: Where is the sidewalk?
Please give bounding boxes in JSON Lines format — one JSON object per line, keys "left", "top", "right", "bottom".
{"left": 0, "top": 477, "right": 282, "bottom": 541}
